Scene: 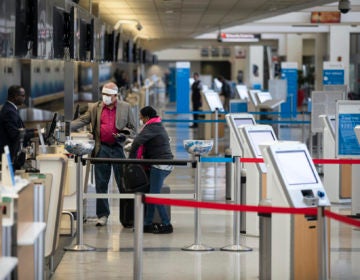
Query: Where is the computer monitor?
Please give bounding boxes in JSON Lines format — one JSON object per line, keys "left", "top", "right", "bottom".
{"left": 234, "top": 118, "right": 255, "bottom": 127}
{"left": 236, "top": 85, "right": 249, "bottom": 100}
{"left": 228, "top": 113, "right": 256, "bottom": 128}
{"left": 247, "top": 129, "right": 276, "bottom": 157}
{"left": 203, "top": 90, "right": 224, "bottom": 112}
{"left": 326, "top": 115, "right": 336, "bottom": 137}
{"left": 256, "top": 91, "right": 272, "bottom": 104}
{"left": 275, "top": 150, "right": 318, "bottom": 186}
{"left": 266, "top": 142, "right": 330, "bottom": 207}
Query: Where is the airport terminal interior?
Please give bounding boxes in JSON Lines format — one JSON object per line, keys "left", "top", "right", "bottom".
{"left": 1, "top": 0, "right": 360, "bottom": 279}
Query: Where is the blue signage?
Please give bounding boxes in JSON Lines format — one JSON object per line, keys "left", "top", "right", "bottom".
{"left": 323, "top": 69, "right": 344, "bottom": 85}
{"left": 338, "top": 113, "right": 360, "bottom": 156}
{"left": 281, "top": 64, "right": 298, "bottom": 118}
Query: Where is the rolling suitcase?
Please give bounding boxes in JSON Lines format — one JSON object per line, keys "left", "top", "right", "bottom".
{"left": 120, "top": 164, "right": 149, "bottom": 228}
{"left": 119, "top": 185, "right": 171, "bottom": 228}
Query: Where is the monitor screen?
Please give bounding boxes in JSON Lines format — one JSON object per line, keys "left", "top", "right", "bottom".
{"left": 248, "top": 130, "right": 276, "bottom": 157}
{"left": 256, "top": 92, "right": 272, "bottom": 104}
{"left": 234, "top": 118, "right": 255, "bottom": 127}
{"left": 275, "top": 150, "right": 318, "bottom": 185}
{"left": 204, "top": 91, "right": 224, "bottom": 112}
{"left": 236, "top": 85, "right": 249, "bottom": 100}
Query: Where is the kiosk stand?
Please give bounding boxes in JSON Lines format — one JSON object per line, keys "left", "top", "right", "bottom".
{"left": 238, "top": 124, "right": 277, "bottom": 236}
{"left": 225, "top": 113, "right": 256, "bottom": 201}
{"left": 261, "top": 141, "right": 330, "bottom": 279}
{"left": 336, "top": 101, "right": 360, "bottom": 216}
{"left": 320, "top": 115, "right": 351, "bottom": 203}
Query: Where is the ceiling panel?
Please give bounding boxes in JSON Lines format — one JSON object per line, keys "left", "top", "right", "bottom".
{"left": 78, "top": 0, "right": 360, "bottom": 50}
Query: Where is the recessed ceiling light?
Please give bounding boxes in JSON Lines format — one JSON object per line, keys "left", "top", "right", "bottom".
{"left": 165, "top": 10, "right": 174, "bottom": 14}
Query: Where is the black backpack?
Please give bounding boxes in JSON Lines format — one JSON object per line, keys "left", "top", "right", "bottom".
{"left": 122, "top": 164, "right": 149, "bottom": 193}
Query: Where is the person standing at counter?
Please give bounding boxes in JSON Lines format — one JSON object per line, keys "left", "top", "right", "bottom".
{"left": 129, "top": 106, "right": 174, "bottom": 234}
{"left": 71, "top": 82, "right": 136, "bottom": 227}
{"left": 0, "top": 85, "right": 37, "bottom": 169}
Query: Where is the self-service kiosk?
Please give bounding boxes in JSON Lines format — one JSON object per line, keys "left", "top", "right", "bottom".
{"left": 239, "top": 125, "right": 277, "bottom": 236}
{"left": 262, "top": 141, "right": 330, "bottom": 279}
{"left": 225, "top": 113, "right": 256, "bottom": 200}
{"left": 320, "top": 115, "right": 351, "bottom": 203}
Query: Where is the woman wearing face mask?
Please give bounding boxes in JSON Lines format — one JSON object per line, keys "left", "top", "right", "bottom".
{"left": 129, "top": 106, "right": 174, "bottom": 234}
{"left": 71, "top": 82, "right": 136, "bottom": 227}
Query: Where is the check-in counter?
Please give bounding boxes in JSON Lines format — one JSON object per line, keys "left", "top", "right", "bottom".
{"left": 1, "top": 181, "right": 46, "bottom": 280}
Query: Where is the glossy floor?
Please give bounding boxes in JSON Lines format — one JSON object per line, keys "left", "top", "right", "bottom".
{"left": 53, "top": 110, "right": 360, "bottom": 280}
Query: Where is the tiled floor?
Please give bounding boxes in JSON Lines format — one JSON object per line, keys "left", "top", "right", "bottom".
{"left": 52, "top": 107, "right": 360, "bottom": 280}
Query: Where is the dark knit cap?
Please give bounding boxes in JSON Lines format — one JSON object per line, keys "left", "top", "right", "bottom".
{"left": 140, "top": 106, "right": 158, "bottom": 119}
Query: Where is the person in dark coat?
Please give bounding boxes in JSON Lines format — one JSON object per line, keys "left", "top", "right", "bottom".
{"left": 129, "top": 106, "right": 174, "bottom": 234}
{"left": 190, "top": 72, "right": 203, "bottom": 128}
{"left": 0, "top": 85, "right": 37, "bottom": 169}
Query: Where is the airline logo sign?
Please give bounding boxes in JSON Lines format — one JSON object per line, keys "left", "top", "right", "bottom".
{"left": 220, "top": 33, "right": 260, "bottom": 42}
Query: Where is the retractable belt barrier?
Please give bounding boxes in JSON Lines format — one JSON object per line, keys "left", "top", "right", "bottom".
{"left": 240, "top": 157, "right": 360, "bottom": 165}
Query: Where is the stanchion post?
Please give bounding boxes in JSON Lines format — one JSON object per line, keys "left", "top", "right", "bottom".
{"left": 214, "top": 108, "right": 219, "bottom": 155}
{"left": 221, "top": 156, "right": 252, "bottom": 252}
{"left": 240, "top": 169, "right": 246, "bottom": 234}
{"left": 64, "top": 155, "right": 95, "bottom": 251}
{"left": 318, "top": 206, "right": 329, "bottom": 280}
{"left": 134, "top": 193, "right": 144, "bottom": 280}
{"left": 182, "top": 155, "right": 214, "bottom": 251}
{"left": 259, "top": 199, "right": 272, "bottom": 280}
{"left": 225, "top": 148, "right": 232, "bottom": 200}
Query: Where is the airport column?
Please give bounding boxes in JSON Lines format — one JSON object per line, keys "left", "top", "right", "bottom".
{"left": 329, "top": 25, "right": 350, "bottom": 87}
{"left": 169, "top": 62, "right": 190, "bottom": 113}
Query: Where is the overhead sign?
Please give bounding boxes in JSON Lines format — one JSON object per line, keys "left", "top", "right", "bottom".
{"left": 219, "top": 33, "right": 260, "bottom": 43}
{"left": 311, "top": 12, "right": 341, "bottom": 23}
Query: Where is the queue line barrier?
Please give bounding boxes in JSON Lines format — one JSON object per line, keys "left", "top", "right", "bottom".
{"left": 240, "top": 157, "right": 360, "bottom": 165}
{"left": 132, "top": 194, "right": 360, "bottom": 280}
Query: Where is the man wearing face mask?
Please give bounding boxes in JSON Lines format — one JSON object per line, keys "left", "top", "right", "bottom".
{"left": 71, "top": 82, "right": 136, "bottom": 226}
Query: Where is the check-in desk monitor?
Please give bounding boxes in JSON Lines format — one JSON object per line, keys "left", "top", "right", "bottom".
{"left": 203, "top": 90, "right": 224, "bottom": 112}
{"left": 225, "top": 113, "right": 256, "bottom": 157}
{"left": 255, "top": 91, "right": 284, "bottom": 110}
{"left": 235, "top": 85, "right": 249, "bottom": 100}
{"left": 263, "top": 142, "right": 330, "bottom": 279}
{"left": 239, "top": 125, "right": 277, "bottom": 236}
{"left": 267, "top": 143, "right": 330, "bottom": 208}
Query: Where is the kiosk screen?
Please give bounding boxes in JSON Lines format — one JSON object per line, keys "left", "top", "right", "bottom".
{"left": 329, "top": 117, "right": 336, "bottom": 134}
{"left": 275, "top": 150, "right": 318, "bottom": 185}
{"left": 204, "top": 91, "right": 224, "bottom": 112}
{"left": 248, "top": 130, "right": 275, "bottom": 157}
{"left": 236, "top": 85, "right": 249, "bottom": 100}
{"left": 234, "top": 118, "right": 255, "bottom": 127}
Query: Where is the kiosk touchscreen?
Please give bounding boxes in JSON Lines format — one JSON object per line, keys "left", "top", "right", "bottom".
{"left": 225, "top": 113, "right": 256, "bottom": 157}
{"left": 235, "top": 85, "right": 249, "bottom": 100}
{"left": 267, "top": 143, "right": 330, "bottom": 207}
{"left": 262, "top": 142, "right": 330, "bottom": 279}
{"left": 239, "top": 125, "right": 277, "bottom": 236}
{"left": 203, "top": 90, "right": 224, "bottom": 112}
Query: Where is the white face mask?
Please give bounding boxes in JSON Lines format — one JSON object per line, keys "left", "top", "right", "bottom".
{"left": 102, "top": 95, "right": 113, "bottom": 105}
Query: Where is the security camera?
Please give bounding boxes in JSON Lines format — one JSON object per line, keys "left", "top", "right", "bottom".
{"left": 338, "top": 0, "right": 351, "bottom": 14}
{"left": 136, "top": 22, "right": 143, "bottom": 31}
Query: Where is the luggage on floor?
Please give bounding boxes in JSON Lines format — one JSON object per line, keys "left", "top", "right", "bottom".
{"left": 119, "top": 185, "right": 171, "bottom": 228}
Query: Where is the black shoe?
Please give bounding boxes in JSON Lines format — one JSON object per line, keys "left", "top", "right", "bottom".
{"left": 143, "top": 224, "right": 154, "bottom": 233}
{"left": 189, "top": 124, "right": 198, "bottom": 128}
{"left": 153, "top": 223, "right": 173, "bottom": 234}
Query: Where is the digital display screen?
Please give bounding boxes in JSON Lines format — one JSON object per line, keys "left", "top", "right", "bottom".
{"left": 234, "top": 118, "right": 255, "bottom": 127}
{"left": 236, "top": 85, "right": 249, "bottom": 100}
{"left": 204, "top": 91, "right": 224, "bottom": 112}
{"left": 256, "top": 92, "right": 272, "bottom": 104}
{"left": 275, "top": 150, "right": 318, "bottom": 185}
{"left": 248, "top": 130, "right": 276, "bottom": 157}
